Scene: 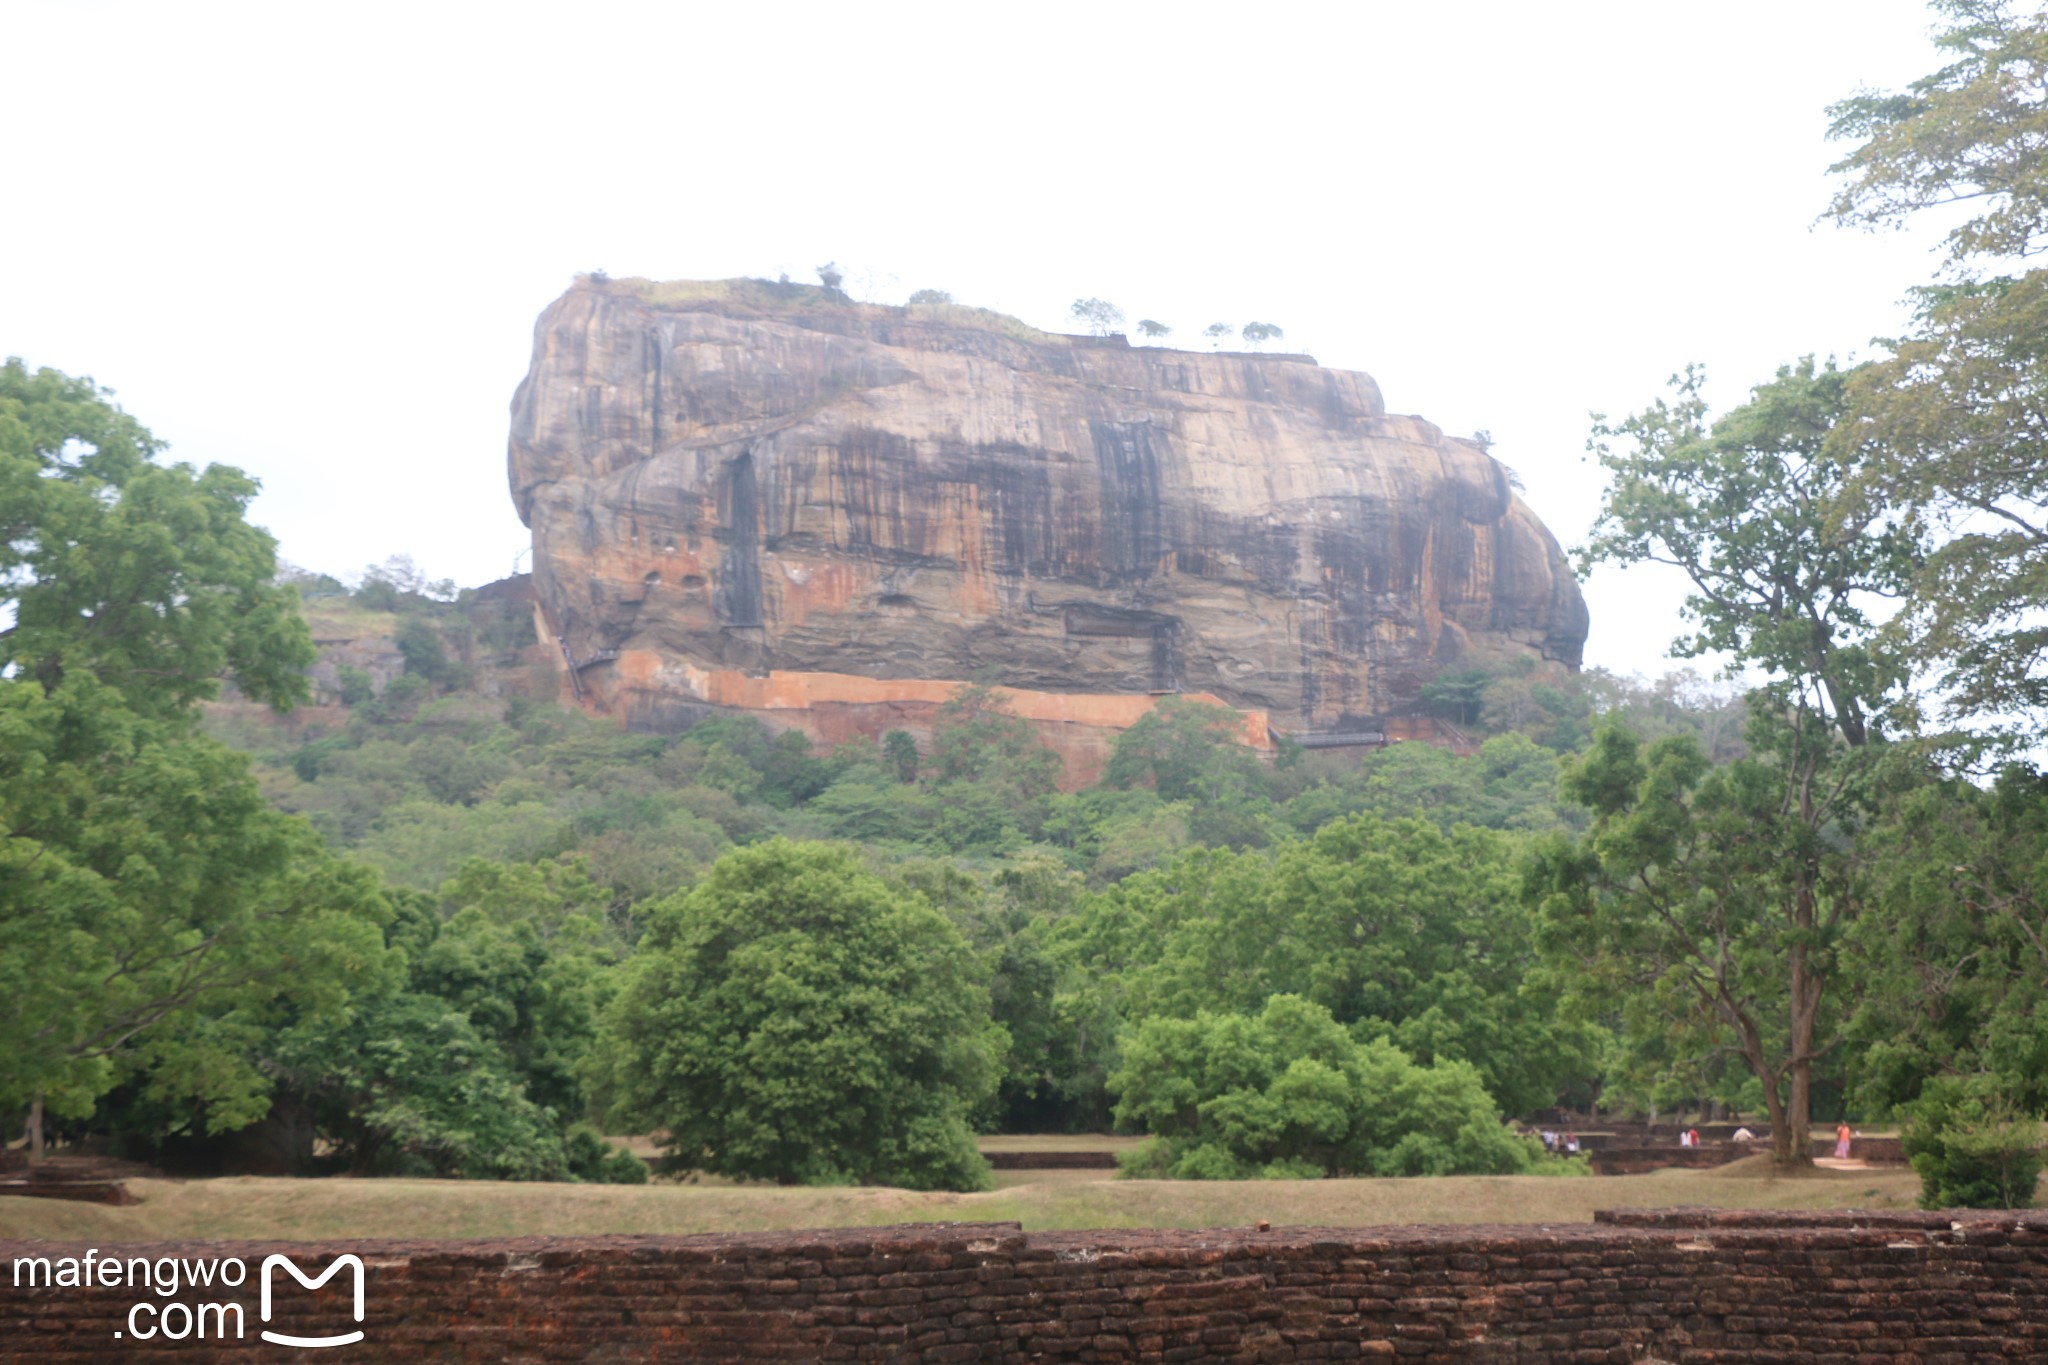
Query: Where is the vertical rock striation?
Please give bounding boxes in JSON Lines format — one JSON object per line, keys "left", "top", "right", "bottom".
{"left": 509, "top": 277, "right": 1587, "bottom": 755}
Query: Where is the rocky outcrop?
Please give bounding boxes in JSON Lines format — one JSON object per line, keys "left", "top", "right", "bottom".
{"left": 509, "top": 277, "right": 1587, "bottom": 748}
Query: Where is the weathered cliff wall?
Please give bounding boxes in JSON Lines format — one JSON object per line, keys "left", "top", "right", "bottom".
{"left": 6, "top": 1211, "right": 2044, "bottom": 1360}
{"left": 509, "top": 277, "right": 1588, "bottom": 754}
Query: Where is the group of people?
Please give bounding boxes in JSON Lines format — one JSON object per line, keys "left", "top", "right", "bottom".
{"left": 1680, "top": 1122, "right": 1852, "bottom": 1157}
{"left": 1522, "top": 1119, "right": 1855, "bottom": 1158}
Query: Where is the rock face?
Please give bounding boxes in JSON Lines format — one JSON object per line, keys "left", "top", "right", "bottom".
{"left": 509, "top": 277, "right": 1587, "bottom": 749}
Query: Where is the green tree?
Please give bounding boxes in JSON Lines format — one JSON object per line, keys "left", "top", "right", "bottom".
{"left": 1583, "top": 359, "right": 1917, "bottom": 747}
{"left": 589, "top": 840, "right": 1002, "bottom": 1190}
{"left": 266, "top": 991, "right": 569, "bottom": 1179}
{"left": 1102, "top": 696, "right": 1266, "bottom": 805}
{"left": 334, "top": 665, "right": 377, "bottom": 707}
{"left": 1846, "top": 766, "right": 2048, "bottom": 1117}
{"left": 1530, "top": 722, "right": 1879, "bottom": 1163}
{"left": 1823, "top": 4, "right": 2048, "bottom": 736}
{"left": 883, "top": 728, "right": 920, "bottom": 782}
{"left": 907, "top": 288, "right": 953, "bottom": 305}
{"left": 1841, "top": 277, "right": 2048, "bottom": 733}
{"left": 0, "top": 365, "right": 385, "bottom": 1159}
{"left": 1898, "top": 1074, "right": 2045, "bottom": 1209}
{"left": 1419, "top": 667, "right": 1491, "bottom": 728}
{"left": 1825, "top": 1, "right": 2048, "bottom": 265}
{"left": 1109, "top": 994, "right": 1539, "bottom": 1179}
{"left": 395, "top": 617, "right": 458, "bottom": 685}
{"left": 0, "top": 677, "right": 394, "bottom": 1155}
{"left": 418, "top": 857, "right": 622, "bottom": 1119}
{"left": 1054, "top": 813, "right": 1594, "bottom": 1117}
{"left": 1574, "top": 358, "right": 1924, "bottom": 1162}
{"left": 1135, "top": 319, "right": 1172, "bottom": 339}
{"left": 1240, "top": 321, "right": 1284, "bottom": 349}
{"left": 927, "top": 680, "right": 1063, "bottom": 794}
{"left": 0, "top": 359, "right": 315, "bottom": 716}
{"left": 1069, "top": 298, "right": 1125, "bottom": 336}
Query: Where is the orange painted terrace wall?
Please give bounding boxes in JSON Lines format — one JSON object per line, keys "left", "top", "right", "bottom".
{"left": 570, "top": 648, "right": 1272, "bottom": 790}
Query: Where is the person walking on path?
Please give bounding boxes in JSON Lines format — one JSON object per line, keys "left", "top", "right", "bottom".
{"left": 1834, "top": 1121, "right": 1853, "bottom": 1160}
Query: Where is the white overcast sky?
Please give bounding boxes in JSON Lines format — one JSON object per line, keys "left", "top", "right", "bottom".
{"left": 6, "top": 0, "right": 1962, "bottom": 681}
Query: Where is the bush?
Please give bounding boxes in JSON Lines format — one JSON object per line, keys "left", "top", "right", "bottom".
{"left": 335, "top": 665, "right": 376, "bottom": 707}
{"left": 602, "top": 1145, "right": 651, "bottom": 1184}
{"left": 268, "top": 993, "right": 569, "bottom": 1180}
{"left": 1107, "top": 994, "right": 1539, "bottom": 1179}
{"left": 564, "top": 1123, "right": 651, "bottom": 1184}
{"left": 1902, "top": 1077, "right": 2045, "bottom": 1209}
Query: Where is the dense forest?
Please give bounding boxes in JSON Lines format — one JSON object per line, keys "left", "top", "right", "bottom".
{"left": 3, "top": 0, "right": 2044, "bottom": 1209}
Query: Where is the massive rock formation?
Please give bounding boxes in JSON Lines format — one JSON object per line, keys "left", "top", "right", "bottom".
{"left": 509, "top": 277, "right": 1587, "bottom": 765}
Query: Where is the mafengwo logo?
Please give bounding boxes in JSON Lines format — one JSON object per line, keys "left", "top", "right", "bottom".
{"left": 260, "top": 1253, "right": 366, "bottom": 1347}
{"left": 9, "top": 1248, "right": 367, "bottom": 1348}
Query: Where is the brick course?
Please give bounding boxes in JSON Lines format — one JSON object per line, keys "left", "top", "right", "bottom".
{"left": 3, "top": 1210, "right": 2044, "bottom": 1361}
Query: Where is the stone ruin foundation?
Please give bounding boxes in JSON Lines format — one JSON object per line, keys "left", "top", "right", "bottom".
{"left": 3, "top": 1208, "right": 2044, "bottom": 1360}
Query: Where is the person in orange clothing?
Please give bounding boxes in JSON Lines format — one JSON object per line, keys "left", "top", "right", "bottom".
{"left": 1834, "top": 1121, "right": 1853, "bottom": 1159}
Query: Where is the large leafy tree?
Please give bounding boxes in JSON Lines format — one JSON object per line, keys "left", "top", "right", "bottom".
{"left": 927, "top": 680, "right": 1063, "bottom": 795}
{"left": 589, "top": 839, "right": 1003, "bottom": 1190}
{"left": 265, "top": 991, "right": 569, "bottom": 1180}
{"left": 1568, "top": 360, "right": 1916, "bottom": 1162}
{"left": 0, "top": 680, "right": 391, "bottom": 1137}
{"left": 1825, "top": 1, "right": 2048, "bottom": 735}
{"left": 1530, "top": 724, "right": 1878, "bottom": 1163}
{"left": 1108, "top": 994, "right": 1539, "bottom": 1180}
{"left": 1581, "top": 359, "right": 1917, "bottom": 746}
{"left": 1842, "top": 277, "right": 2048, "bottom": 729}
{"left": 1846, "top": 767, "right": 2048, "bottom": 1117}
{"left": 0, "top": 359, "right": 314, "bottom": 715}
{"left": 1052, "top": 813, "right": 1598, "bottom": 1117}
{"left": 1825, "top": 0, "right": 2048, "bottom": 265}
{"left": 0, "top": 363, "right": 383, "bottom": 1158}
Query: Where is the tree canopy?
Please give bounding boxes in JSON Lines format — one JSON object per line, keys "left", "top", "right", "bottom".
{"left": 1824, "top": 1, "right": 2048, "bottom": 740}
{"left": 590, "top": 840, "right": 1002, "bottom": 1190}
{"left": 0, "top": 364, "right": 386, "bottom": 1154}
{"left": 1826, "top": 0, "right": 2048, "bottom": 265}
{"left": 0, "top": 359, "right": 315, "bottom": 716}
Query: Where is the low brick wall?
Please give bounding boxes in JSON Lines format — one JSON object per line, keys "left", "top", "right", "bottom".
{"left": 1814, "top": 1136, "right": 1907, "bottom": 1163}
{"left": 4, "top": 1210, "right": 2045, "bottom": 1360}
{"left": 1586, "top": 1144, "right": 1743, "bottom": 1176}
{"left": 0, "top": 1180, "right": 136, "bottom": 1206}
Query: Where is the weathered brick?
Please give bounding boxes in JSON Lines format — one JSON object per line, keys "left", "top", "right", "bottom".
{"left": 3, "top": 1212, "right": 2047, "bottom": 1359}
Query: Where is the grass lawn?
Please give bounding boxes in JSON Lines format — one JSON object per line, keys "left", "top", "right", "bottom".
{"left": 0, "top": 1161, "right": 1938, "bottom": 1245}
{"left": 976, "top": 1133, "right": 1144, "bottom": 1154}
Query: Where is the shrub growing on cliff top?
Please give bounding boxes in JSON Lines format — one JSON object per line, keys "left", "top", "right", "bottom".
{"left": 1070, "top": 297, "right": 1125, "bottom": 336}
{"left": 588, "top": 839, "right": 1001, "bottom": 1190}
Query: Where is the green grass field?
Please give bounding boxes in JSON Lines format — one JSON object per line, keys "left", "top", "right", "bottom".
{"left": 975, "top": 1133, "right": 1144, "bottom": 1153}
{"left": 0, "top": 1160, "right": 1937, "bottom": 1245}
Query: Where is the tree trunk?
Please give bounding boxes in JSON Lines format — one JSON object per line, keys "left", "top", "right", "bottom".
{"left": 27, "top": 1094, "right": 44, "bottom": 1166}
{"left": 1760, "top": 1077, "right": 1796, "bottom": 1163}
{"left": 1786, "top": 1057, "right": 1813, "bottom": 1164}
{"left": 1778, "top": 939, "right": 1818, "bottom": 1166}
{"left": 1777, "top": 753, "right": 1822, "bottom": 1167}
